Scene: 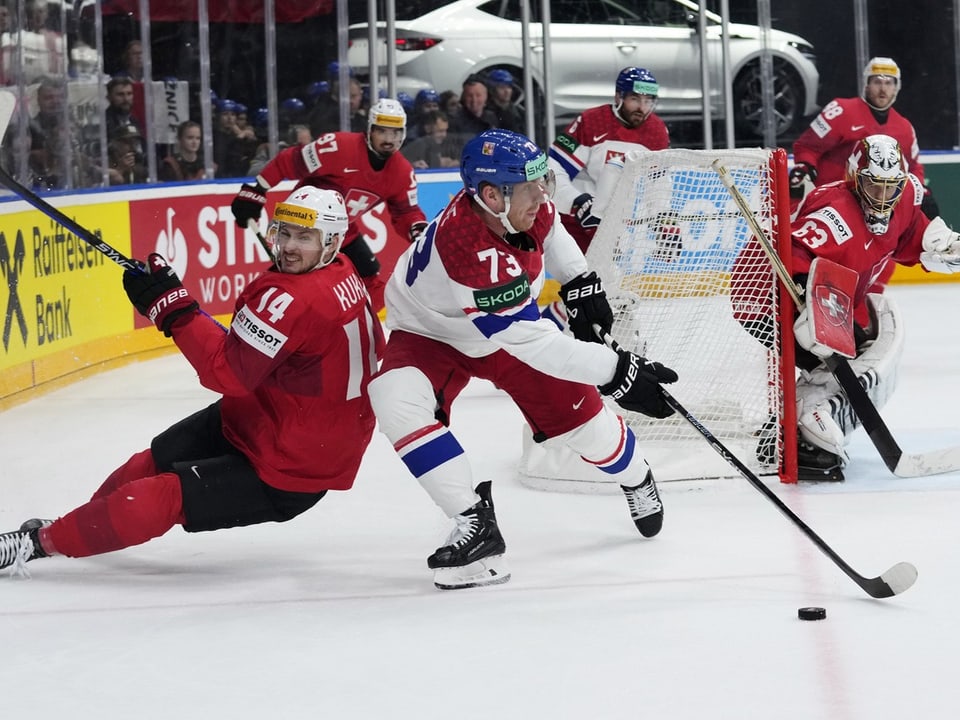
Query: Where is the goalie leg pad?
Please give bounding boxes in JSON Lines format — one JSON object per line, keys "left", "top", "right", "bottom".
{"left": 796, "top": 293, "right": 904, "bottom": 458}
{"left": 433, "top": 553, "right": 511, "bottom": 590}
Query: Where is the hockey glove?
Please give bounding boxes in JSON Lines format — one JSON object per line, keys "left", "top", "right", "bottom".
{"left": 572, "top": 193, "right": 601, "bottom": 229}
{"left": 409, "top": 221, "right": 428, "bottom": 243}
{"left": 788, "top": 163, "right": 816, "bottom": 200}
{"left": 599, "top": 349, "right": 678, "bottom": 418}
{"left": 558, "top": 271, "right": 613, "bottom": 343}
{"left": 231, "top": 181, "right": 268, "bottom": 229}
{"left": 920, "top": 216, "right": 960, "bottom": 273}
{"left": 341, "top": 235, "right": 381, "bottom": 278}
{"left": 123, "top": 253, "right": 199, "bottom": 336}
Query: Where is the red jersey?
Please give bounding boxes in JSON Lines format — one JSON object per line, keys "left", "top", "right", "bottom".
{"left": 792, "top": 97, "right": 923, "bottom": 186}
{"left": 791, "top": 176, "right": 929, "bottom": 312}
{"left": 171, "top": 256, "right": 382, "bottom": 493}
{"left": 257, "top": 131, "right": 427, "bottom": 247}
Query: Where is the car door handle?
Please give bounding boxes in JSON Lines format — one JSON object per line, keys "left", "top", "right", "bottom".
{"left": 614, "top": 42, "right": 638, "bottom": 51}
{"left": 530, "top": 44, "right": 544, "bottom": 53}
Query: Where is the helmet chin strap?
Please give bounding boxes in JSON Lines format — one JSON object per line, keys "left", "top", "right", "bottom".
{"left": 475, "top": 192, "right": 521, "bottom": 234}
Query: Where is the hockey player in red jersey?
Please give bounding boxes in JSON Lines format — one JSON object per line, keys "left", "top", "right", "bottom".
{"left": 230, "top": 98, "right": 428, "bottom": 311}
{"left": 368, "top": 129, "right": 678, "bottom": 590}
{"left": 792, "top": 58, "right": 929, "bottom": 201}
{"left": 548, "top": 67, "right": 670, "bottom": 253}
{"left": 0, "top": 187, "right": 383, "bottom": 574}
{"left": 787, "top": 134, "right": 960, "bottom": 481}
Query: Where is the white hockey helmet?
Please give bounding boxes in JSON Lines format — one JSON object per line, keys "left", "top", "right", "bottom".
{"left": 367, "top": 98, "right": 407, "bottom": 150}
{"left": 267, "top": 186, "right": 348, "bottom": 271}
{"left": 846, "top": 134, "right": 908, "bottom": 235}
{"left": 862, "top": 57, "right": 901, "bottom": 109}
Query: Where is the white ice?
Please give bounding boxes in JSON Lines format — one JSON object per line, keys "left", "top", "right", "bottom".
{"left": 3, "top": 283, "right": 960, "bottom": 719}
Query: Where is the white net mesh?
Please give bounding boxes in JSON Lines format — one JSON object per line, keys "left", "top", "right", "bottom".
{"left": 521, "top": 147, "right": 786, "bottom": 488}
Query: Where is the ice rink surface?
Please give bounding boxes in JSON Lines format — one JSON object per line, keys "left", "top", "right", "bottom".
{"left": 2, "top": 283, "right": 960, "bottom": 719}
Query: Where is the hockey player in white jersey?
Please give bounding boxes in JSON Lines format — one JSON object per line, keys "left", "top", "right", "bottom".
{"left": 368, "top": 129, "right": 678, "bottom": 589}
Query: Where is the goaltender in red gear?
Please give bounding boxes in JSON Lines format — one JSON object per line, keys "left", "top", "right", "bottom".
{"left": 230, "top": 98, "right": 427, "bottom": 311}
{"left": 0, "top": 187, "right": 383, "bottom": 573}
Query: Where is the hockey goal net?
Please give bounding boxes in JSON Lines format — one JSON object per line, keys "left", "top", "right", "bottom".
{"left": 520, "top": 147, "right": 797, "bottom": 487}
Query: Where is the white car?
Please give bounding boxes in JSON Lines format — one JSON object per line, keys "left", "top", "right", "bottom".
{"left": 348, "top": 0, "right": 820, "bottom": 138}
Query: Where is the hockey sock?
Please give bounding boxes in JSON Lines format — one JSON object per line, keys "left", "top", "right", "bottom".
{"left": 91, "top": 448, "right": 158, "bottom": 501}
{"left": 44, "top": 473, "right": 185, "bottom": 558}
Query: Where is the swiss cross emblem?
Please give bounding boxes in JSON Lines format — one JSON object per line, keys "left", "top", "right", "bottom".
{"left": 343, "top": 188, "right": 381, "bottom": 218}
{"left": 814, "top": 285, "right": 852, "bottom": 327}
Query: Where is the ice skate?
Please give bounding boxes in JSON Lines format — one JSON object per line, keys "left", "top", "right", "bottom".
{"left": 621, "top": 469, "right": 664, "bottom": 537}
{"left": 797, "top": 437, "right": 845, "bottom": 482}
{"left": 0, "top": 519, "right": 52, "bottom": 574}
{"left": 428, "top": 481, "right": 510, "bottom": 589}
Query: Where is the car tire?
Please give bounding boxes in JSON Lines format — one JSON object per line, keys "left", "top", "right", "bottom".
{"left": 733, "top": 58, "right": 806, "bottom": 138}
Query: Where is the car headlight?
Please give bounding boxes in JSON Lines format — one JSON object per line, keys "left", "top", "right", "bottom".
{"left": 788, "top": 40, "right": 816, "bottom": 64}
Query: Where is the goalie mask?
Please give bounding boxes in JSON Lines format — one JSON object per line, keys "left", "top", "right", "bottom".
{"left": 266, "top": 187, "right": 348, "bottom": 273}
{"left": 367, "top": 98, "right": 407, "bottom": 155}
{"left": 846, "top": 134, "right": 908, "bottom": 235}
{"left": 862, "top": 57, "right": 901, "bottom": 111}
{"left": 460, "top": 129, "right": 554, "bottom": 234}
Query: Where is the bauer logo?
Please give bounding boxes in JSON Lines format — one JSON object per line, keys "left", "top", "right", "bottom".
{"left": 232, "top": 304, "right": 288, "bottom": 357}
{"left": 473, "top": 274, "right": 531, "bottom": 312}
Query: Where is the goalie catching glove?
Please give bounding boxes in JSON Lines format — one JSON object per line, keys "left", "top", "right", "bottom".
{"left": 558, "top": 271, "right": 613, "bottom": 343}
{"left": 123, "top": 253, "right": 199, "bottom": 336}
{"left": 599, "top": 348, "right": 678, "bottom": 418}
{"left": 788, "top": 162, "right": 816, "bottom": 200}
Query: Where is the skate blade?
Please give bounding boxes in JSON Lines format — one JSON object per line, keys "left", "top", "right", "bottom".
{"left": 433, "top": 554, "right": 511, "bottom": 590}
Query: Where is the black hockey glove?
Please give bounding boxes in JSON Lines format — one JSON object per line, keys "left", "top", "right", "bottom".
{"left": 408, "top": 221, "right": 428, "bottom": 243}
{"left": 122, "top": 253, "right": 199, "bottom": 336}
{"left": 341, "top": 235, "right": 381, "bottom": 278}
{"left": 231, "top": 182, "right": 268, "bottom": 229}
{"left": 572, "top": 192, "right": 601, "bottom": 229}
{"left": 558, "top": 271, "right": 613, "bottom": 343}
{"left": 599, "top": 349, "right": 678, "bottom": 418}
{"left": 788, "top": 163, "right": 816, "bottom": 200}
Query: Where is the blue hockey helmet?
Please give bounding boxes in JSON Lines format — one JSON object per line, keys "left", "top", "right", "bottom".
{"left": 397, "top": 91, "right": 415, "bottom": 112}
{"left": 460, "top": 129, "right": 549, "bottom": 197}
{"left": 615, "top": 67, "right": 659, "bottom": 97}
{"left": 281, "top": 97, "right": 306, "bottom": 113}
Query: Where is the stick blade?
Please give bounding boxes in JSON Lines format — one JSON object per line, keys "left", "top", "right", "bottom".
{"left": 894, "top": 446, "right": 960, "bottom": 477}
{"left": 864, "top": 561, "right": 918, "bottom": 598}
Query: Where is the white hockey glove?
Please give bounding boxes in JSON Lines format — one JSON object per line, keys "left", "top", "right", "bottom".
{"left": 920, "top": 216, "right": 960, "bottom": 273}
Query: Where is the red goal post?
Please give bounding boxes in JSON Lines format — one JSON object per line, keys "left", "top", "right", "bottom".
{"left": 520, "top": 147, "right": 798, "bottom": 487}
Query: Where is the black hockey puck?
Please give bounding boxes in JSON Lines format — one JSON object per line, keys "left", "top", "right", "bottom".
{"left": 798, "top": 606, "right": 826, "bottom": 621}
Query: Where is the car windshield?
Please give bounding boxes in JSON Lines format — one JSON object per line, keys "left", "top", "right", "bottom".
{"left": 477, "top": 0, "right": 695, "bottom": 26}
{"left": 394, "top": 1, "right": 461, "bottom": 20}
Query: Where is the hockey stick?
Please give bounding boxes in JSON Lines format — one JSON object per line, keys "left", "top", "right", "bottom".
{"left": 595, "top": 326, "right": 917, "bottom": 598}
{"left": 712, "top": 159, "right": 960, "bottom": 478}
{"left": 0, "top": 90, "right": 226, "bottom": 330}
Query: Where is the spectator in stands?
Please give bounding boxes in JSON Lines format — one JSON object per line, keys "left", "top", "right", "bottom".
{"left": 406, "top": 88, "right": 440, "bottom": 141}
{"left": 449, "top": 75, "right": 497, "bottom": 142}
{"left": 400, "top": 111, "right": 460, "bottom": 169}
{"left": 247, "top": 123, "right": 312, "bottom": 177}
{"left": 439, "top": 90, "right": 460, "bottom": 116}
{"left": 107, "top": 134, "right": 147, "bottom": 186}
{"left": 105, "top": 76, "right": 145, "bottom": 153}
{"left": 309, "top": 77, "right": 365, "bottom": 135}
{"left": 27, "top": 74, "right": 70, "bottom": 190}
{"left": 160, "top": 121, "right": 210, "bottom": 182}
{"left": 213, "top": 99, "right": 258, "bottom": 178}
{"left": 486, "top": 69, "right": 522, "bottom": 133}
{"left": 118, "top": 39, "right": 144, "bottom": 81}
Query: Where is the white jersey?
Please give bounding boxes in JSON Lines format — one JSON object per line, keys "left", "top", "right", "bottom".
{"left": 383, "top": 190, "right": 619, "bottom": 386}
